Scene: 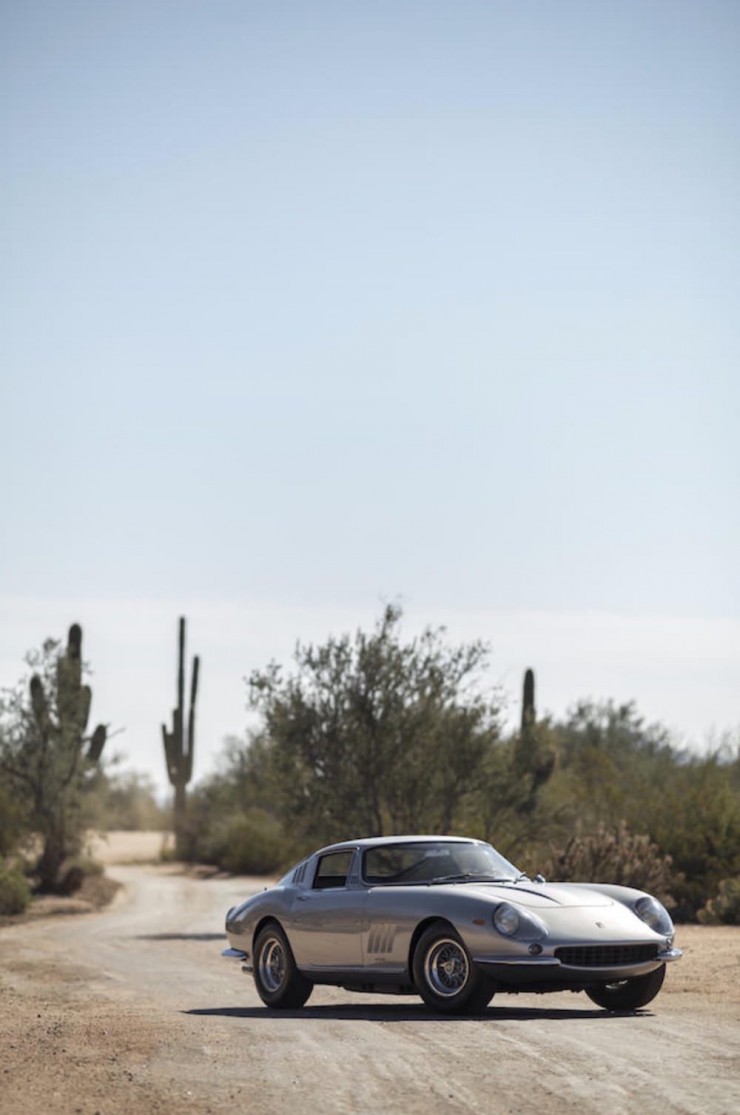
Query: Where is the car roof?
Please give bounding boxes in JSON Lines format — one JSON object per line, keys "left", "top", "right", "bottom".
{"left": 315, "top": 835, "right": 482, "bottom": 856}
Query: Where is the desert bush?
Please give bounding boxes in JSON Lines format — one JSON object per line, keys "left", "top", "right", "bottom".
{"left": 54, "top": 855, "right": 104, "bottom": 896}
{"left": 698, "top": 878, "right": 740, "bottom": 926}
{"left": 0, "top": 863, "right": 31, "bottom": 915}
{"left": 645, "top": 754, "right": 740, "bottom": 921}
{"left": 213, "top": 809, "right": 289, "bottom": 875}
{"left": 537, "top": 708, "right": 740, "bottom": 920}
{"left": 540, "top": 820, "right": 676, "bottom": 908}
{"left": 178, "top": 799, "right": 292, "bottom": 875}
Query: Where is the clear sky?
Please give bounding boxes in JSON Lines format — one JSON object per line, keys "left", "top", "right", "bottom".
{"left": 2, "top": 1, "right": 738, "bottom": 794}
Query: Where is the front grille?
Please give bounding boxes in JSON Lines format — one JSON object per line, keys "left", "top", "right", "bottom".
{"left": 555, "top": 944, "right": 659, "bottom": 967}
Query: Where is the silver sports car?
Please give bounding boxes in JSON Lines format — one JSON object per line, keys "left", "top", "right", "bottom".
{"left": 223, "top": 835, "right": 682, "bottom": 1014}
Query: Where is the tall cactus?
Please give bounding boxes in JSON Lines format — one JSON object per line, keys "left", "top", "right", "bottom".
{"left": 513, "top": 667, "right": 555, "bottom": 813}
{"left": 30, "top": 623, "right": 108, "bottom": 889}
{"left": 162, "top": 617, "right": 199, "bottom": 853}
{"left": 520, "top": 667, "right": 536, "bottom": 735}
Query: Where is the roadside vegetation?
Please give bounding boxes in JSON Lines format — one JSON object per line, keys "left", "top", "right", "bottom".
{"left": 180, "top": 606, "right": 740, "bottom": 924}
{"left": 2, "top": 607, "right": 738, "bottom": 922}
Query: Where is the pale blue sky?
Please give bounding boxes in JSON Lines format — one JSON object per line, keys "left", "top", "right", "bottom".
{"left": 2, "top": 2, "right": 738, "bottom": 790}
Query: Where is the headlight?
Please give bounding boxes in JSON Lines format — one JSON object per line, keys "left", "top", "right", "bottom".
{"left": 634, "top": 896, "right": 673, "bottom": 936}
{"left": 492, "top": 902, "right": 548, "bottom": 941}
{"left": 493, "top": 903, "right": 520, "bottom": 936}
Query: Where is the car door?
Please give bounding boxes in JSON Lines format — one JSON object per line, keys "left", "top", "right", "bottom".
{"left": 288, "top": 850, "right": 367, "bottom": 970}
{"left": 363, "top": 886, "right": 419, "bottom": 973}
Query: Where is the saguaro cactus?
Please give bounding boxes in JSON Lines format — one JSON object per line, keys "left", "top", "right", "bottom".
{"left": 30, "top": 623, "right": 108, "bottom": 889}
{"left": 162, "top": 617, "right": 199, "bottom": 853}
{"left": 513, "top": 667, "right": 555, "bottom": 813}
{"left": 514, "top": 667, "right": 537, "bottom": 777}
{"left": 521, "top": 667, "right": 536, "bottom": 735}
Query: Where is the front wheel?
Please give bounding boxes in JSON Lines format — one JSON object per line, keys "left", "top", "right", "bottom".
{"left": 412, "top": 922, "right": 494, "bottom": 1015}
{"left": 586, "top": 964, "right": 666, "bottom": 1011}
{"left": 253, "top": 923, "right": 313, "bottom": 1009}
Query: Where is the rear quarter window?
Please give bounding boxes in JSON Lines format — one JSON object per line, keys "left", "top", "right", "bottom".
{"left": 313, "top": 850, "right": 353, "bottom": 889}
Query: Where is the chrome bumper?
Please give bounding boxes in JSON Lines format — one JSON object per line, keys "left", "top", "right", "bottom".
{"left": 222, "top": 946, "right": 252, "bottom": 972}
{"left": 474, "top": 945, "right": 683, "bottom": 985}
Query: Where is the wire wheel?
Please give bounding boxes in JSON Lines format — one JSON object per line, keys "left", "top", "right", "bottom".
{"left": 258, "top": 935, "right": 287, "bottom": 994}
{"left": 424, "top": 937, "right": 470, "bottom": 998}
{"left": 253, "top": 923, "right": 313, "bottom": 1009}
{"left": 413, "top": 922, "right": 494, "bottom": 1013}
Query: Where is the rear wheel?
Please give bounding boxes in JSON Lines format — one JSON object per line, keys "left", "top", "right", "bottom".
{"left": 412, "top": 922, "right": 494, "bottom": 1014}
{"left": 253, "top": 923, "right": 313, "bottom": 1009}
{"left": 586, "top": 964, "right": 666, "bottom": 1011}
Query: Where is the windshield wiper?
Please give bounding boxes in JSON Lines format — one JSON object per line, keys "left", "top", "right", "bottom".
{"left": 430, "top": 873, "right": 515, "bottom": 885}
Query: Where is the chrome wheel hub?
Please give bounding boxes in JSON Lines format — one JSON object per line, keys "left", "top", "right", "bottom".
{"left": 259, "top": 938, "right": 286, "bottom": 993}
{"left": 424, "top": 938, "right": 469, "bottom": 998}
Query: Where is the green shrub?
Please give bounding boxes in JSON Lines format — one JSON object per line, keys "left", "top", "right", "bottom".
{"left": 180, "top": 806, "right": 289, "bottom": 874}
{"left": 0, "top": 863, "right": 31, "bottom": 915}
{"left": 698, "top": 878, "right": 740, "bottom": 926}
{"left": 211, "top": 809, "right": 288, "bottom": 875}
{"left": 539, "top": 820, "right": 676, "bottom": 908}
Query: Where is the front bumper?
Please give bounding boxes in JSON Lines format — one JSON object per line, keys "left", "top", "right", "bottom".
{"left": 474, "top": 946, "right": 682, "bottom": 988}
{"left": 221, "top": 946, "right": 253, "bottom": 972}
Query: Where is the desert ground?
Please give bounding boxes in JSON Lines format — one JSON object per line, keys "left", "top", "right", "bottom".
{"left": 1, "top": 832, "right": 738, "bottom": 1115}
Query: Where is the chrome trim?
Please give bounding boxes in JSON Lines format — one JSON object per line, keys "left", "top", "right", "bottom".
{"left": 475, "top": 954, "right": 669, "bottom": 973}
{"left": 222, "top": 947, "right": 248, "bottom": 960}
{"left": 475, "top": 945, "right": 683, "bottom": 969}
{"left": 473, "top": 956, "right": 560, "bottom": 967}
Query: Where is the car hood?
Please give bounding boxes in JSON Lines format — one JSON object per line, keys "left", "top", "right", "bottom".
{"left": 443, "top": 881, "right": 614, "bottom": 909}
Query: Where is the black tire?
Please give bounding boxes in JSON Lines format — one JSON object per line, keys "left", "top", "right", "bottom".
{"left": 586, "top": 964, "right": 666, "bottom": 1011}
{"left": 412, "top": 922, "right": 495, "bottom": 1015}
{"left": 253, "top": 923, "right": 313, "bottom": 1009}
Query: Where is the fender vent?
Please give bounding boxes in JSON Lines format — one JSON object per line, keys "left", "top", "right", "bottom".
{"left": 555, "top": 944, "right": 659, "bottom": 967}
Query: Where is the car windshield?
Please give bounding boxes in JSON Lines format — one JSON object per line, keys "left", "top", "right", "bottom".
{"left": 362, "top": 841, "right": 521, "bottom": 885}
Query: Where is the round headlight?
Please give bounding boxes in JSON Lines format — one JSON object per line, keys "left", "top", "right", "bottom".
{"left": 493, "top": 903, "right": 520, "bottom": 936}
{"left": 635, "top": 896, "right": 673, "bottom": 935}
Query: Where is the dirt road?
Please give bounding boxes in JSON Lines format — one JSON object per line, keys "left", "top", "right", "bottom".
{"left": 2, "top": 854, "right": 739, "bottom": 1115}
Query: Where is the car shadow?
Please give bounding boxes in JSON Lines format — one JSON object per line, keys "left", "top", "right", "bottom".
{"left": 136, "top": 932, "right": 227, "bottom": 942}
{"left": 184, "top": 1002, "right": 651, "bottom": 1022}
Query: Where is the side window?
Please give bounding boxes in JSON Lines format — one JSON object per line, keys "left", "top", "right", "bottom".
{"left": 313, "top": 851, "right": 353, "bottom": 890}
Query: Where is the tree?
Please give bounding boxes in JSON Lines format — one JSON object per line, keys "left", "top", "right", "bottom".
{"left": 247, "top": 604, "right": 503, "bottom": 844}
{"left": 543, "top": 700, "right": 676, "bottom": 826}
{"left": 0, "top": 624, "right": 108, "bottom": 890}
